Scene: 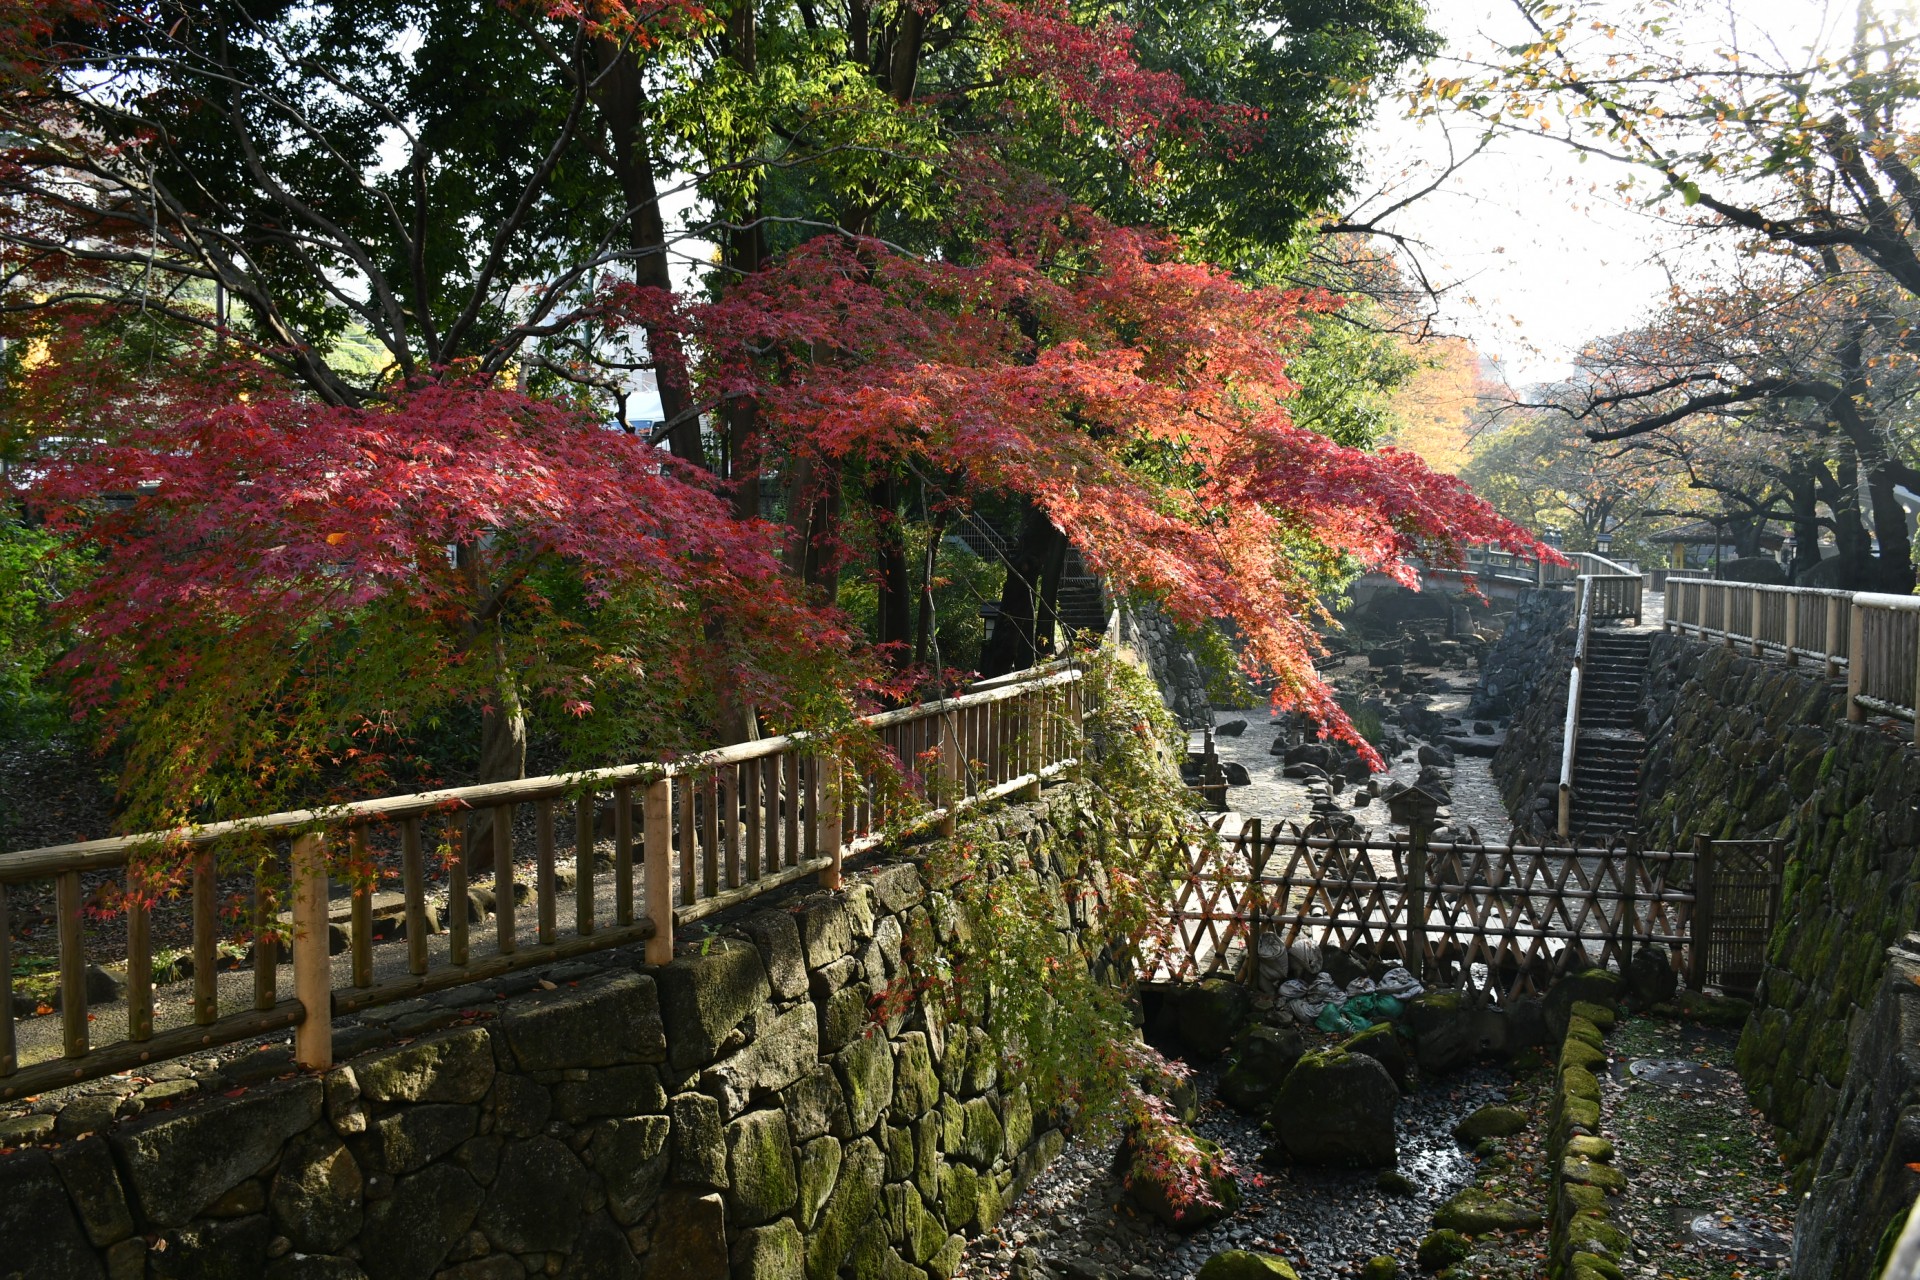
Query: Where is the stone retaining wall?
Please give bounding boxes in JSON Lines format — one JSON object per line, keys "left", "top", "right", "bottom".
{"left": 1791, "top": 934, "right": 1920, "bottom": 1280}
{"left": 1636, "top": 633, "right": 1920, "bottom": 1170}
{"left": 0, "top": 793, "right": 1099, "bottom": 1280}
{"left": 1485, "top": 592, "right": 1579, "bottom": 839}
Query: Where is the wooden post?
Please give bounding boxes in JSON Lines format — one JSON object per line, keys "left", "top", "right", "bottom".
{"left": 1020, "top": 690, "right": 1043, "bottom": 801}
{"left": 125, "top": 875, "right": 152, "bottom": 1042}
{"left": 1406, "top": 825, "right": 1429, "bottom": 984}
{"left": 291, "top": 832, "right": 333, "bottom": 1071}
{"left": 615, "top": 783, "right": 635, "bottom": 927}
{"left": 1750, "top": 587, "right": 1764, "bottom": 657}
{"left": 1847, "top": 600, "right": 1868, "bottom": 723}
{"left": 348, "top": 830, "right": 373, "bottom": 989}
{"left": 448, "top": 827, "right": 469, "bottom": 967}
{"left": 1722, "top": 586, "right": 1735, "bottom": 649}
{"left": 192, "top": 848, "right": 217, "bottom": 1025}
{"left": 401, "top": 817, "right": 429, "bottom": 976}
{"left": 493, "top": 803, "right": 516, "bottom": 956}
{"left": 535, "top": 799, "right": 556, "bottom": 946}
{"left": 253, "top": 877, "right": 278, "bottom": 1012}
{"left": 938, "top": 713, "right": 964, "bottom": 837}
{"left": 815, "top": 755, "right": 844, "bottom": 890}
{"left": 1826, "top": 593, "right": 1844, "bottom": 681}
{"left": 1620, "top": 836, "right": 1641, "bottom": 977}
{"left": 1784, "top": 592, "right": 1800, "bottom": 666}
{"left": 1688, "top": 834, "right": 1714, "bottom": 992}
{"left": 642, "top": 776, "right": 674, "bottom": 965}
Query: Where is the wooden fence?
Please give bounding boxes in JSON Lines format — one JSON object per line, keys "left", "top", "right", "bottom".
{"left": 0, "top": 664, "right": 1084, "bottom": 1099}
{"left": 1147, "top": 819, "right": 1705, "bottom": 1003}
{"left": 1665, "top": 578, "right": 1920, "bottom": 734}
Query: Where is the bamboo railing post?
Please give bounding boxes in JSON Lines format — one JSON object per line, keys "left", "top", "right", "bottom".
{"left": 493, "top": 804, "right": 516, "bottom": 956}
{"left": 253, "top": 876, "right": 278, "bottom": 1012}
{"left": 291, "top": 831, "right": 333, "bottom": 1071}
{"left": 1020, "top": 691, "right": 1044, "bottom": 801}
{"left": 535, "top": 799, "right": 557, "bottom": 947}
{"left": 1784, "top": 592, "right": 1800, "bottom": 666}
{"left": 615, "top": 783, "right": 635, "bottom": 927}
{"left": 1911, "top": 616, "right": 1920, "bottom": 745}
{"left": 573, "top": 794, "right": 596, "bottom": 938}
{"left": 56, "top": 870, "right": 86, "bottom": 1058}
{"left": 448, "top": 827, "right": 470, "bottom": 967}
{"left": 1406, "top": 827, "right": 1429, "bottom": 984}
{"left": 815, "top": 755, "right": 844, "bottom": 891}
{"left": 1848, "top": 600, "right": 1868, "bottom": 723}
{"left": 192, "top": 849, "right": 218, "bottom": 1024}
{"left": 125, "top": 873, "right": 151, "bottom": 1042}
{"left": 1826, "top": 593, "right": 1844, "bottom": 680}
{"left": 937, "top": 713, "right": 964, "bottom": 837}
{"left": 402, "top": 817, "right": 429, "bottom": 977}
{"left": 643, "top": 776, "right": 673, "bottom": 965}
{"left": 1688, "top": 834, "right": 1715, "bottom": 992}
{"left": 349, "top": 829, "right": 373, "bottom": 990}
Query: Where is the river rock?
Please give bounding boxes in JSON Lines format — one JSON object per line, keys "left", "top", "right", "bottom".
{"left": 1195, "top": 1250, "right": 1298, "bottom": 1280}
{"left": 1433, "top": 1187, "right": 1543, "bottom": 1235}
{"left": 1217, "top": 1026, "right": 1305, "bottom": 1114}
{"left": 1170, "top": 978, "right": 1251, "bottom": 1059}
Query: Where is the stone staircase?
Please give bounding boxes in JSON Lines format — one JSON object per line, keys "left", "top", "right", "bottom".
{"left": 1055, "top": 547, "right": 1107, "bottom": 639}
{"left": 1568, "top": 628, "right": 1652, "bottom": 839}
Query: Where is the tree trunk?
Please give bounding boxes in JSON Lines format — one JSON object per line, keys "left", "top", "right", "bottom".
{"left": 467, "top": 617, "right": 528, "bottom": 871}
{"left": 1866, "top": 464, "right": 1917, "bottom": 592}
{"left": 914, "top": 506, "right": 949, "bottom": 671}
{"left": 591, "top": 44, "right": 703, "bottom": 463}
{"left": 1789, "top": 467, "right": 1823, "bottom": 579}
{"left": 979, "top": 504, "right": 1065, "bottom": 677}
{"left": 869, "top": 472, "right": 913, "bottom": 661}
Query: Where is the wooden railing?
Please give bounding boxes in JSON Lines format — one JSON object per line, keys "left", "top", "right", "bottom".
{"left": 0, "top": 664, "right": 1084, "bottom": 1098}
{"left": 1666, "top": 578, "right": 1920, "bottom": 733}
{"left": 1148, "top": 819, "right": 1700, "bottom": 1003}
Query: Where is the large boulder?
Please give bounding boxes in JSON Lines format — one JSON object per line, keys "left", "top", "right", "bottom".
{"left": 1544, "top": 968, "right": 1625, "bottom": 1044}
{"left": 1342, "top": 1024, "right": 1411, "bottom": 1093}
{"left": 1169, "top": 979, "right": 1251, "bottom": 1059}
{"left": 1432, "top": 1188, "right": 1543, "bottom": 1235}
{"left": 1117, "top": 1127, "right": 1239, "bottom": 1232}
{"left": 1217, "top": 1026, "right": 1305, "bottom": 1114}
{"left": 1627, "top": 943, "right": 1678, "bottom": 1007}
{"left": 1404, "top": 991, "right": 1475, "bottom": 1075}
{"left": 1267, "top": 1050, "right": 1398, "bottom": 1167}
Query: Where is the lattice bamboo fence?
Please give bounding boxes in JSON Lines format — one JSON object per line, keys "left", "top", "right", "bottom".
{"left": 1144, "top": 819, "right": 1707, "bottom": 1003}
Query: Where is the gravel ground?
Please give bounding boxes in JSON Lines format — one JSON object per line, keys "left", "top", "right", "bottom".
{"left": 1604, "top": 1016, "right": 1794, "bottom": 1278}
{"left": 959, "top": 1059, "right": 1516, "bottom": 1279}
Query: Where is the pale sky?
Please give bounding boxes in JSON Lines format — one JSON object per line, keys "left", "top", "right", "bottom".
{"left": 1354, "top": 0, "right": 1870, "bottom": 389}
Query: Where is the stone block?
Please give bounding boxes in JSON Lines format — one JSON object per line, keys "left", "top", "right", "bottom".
{"left": 357, "top": 1163, "right": 482, "bottom": 1280}
{"left": 1433, "top": 1187, "right": 1543, "bottom": 1234}
{"left": 670, "top": 1092, "right": 729, "bottom": 1188}
{"left": 363, "top": 1103, "right": 475, "bottom": 1174}
{"left": 891, "top": 1032, "right": 939, "bottom": 1117}
{"left": 500, "top": 972, "right": 665, "bottom": 1072}
{"left": 781, "top": 1066, "right": 851, "bottom": 1143}
{"left": 953, "top": 1097, "right": 1003, "bottom": 1169}
{"left": 658, "top": 940, "right": 771, "bottom": 1071}
{"left": 552, "top": 1065, "right": 666, "bottom": 1123}
{"left": 151, "top": 1214, "right": 273, "bottom": 1280}
{"left": 820, "top": 982, "right": 873, "bottom": 1052}
{"left": 263, "top": 1254, "right": 368, "bottom": 1280}
{"left": 703, "top": 1005, "right": 820, "bottom": 1117}
{"left": 113, "top": 1076, "right": 323, "bottom": 1228}
{"left": 0, "top": 1149, "right": 107, "bottom": 1278}
{"left": 805, "top": 1138, "right": 884, "bottom": 1280}
{"left": 835, "top": 1031, "right": 895, "bottom": 1136}
{"left": 649, "top": 1190, "right": 729, "bottom": 1280}
{"left": 725, "top": 1108, "right": 798, "bottom": 1227}
{"left": 733, "top": 910, "right": 809, "bottom": 1000}
{"left": 796, "top": 1136, "right": 842, "bottom": 1230}
{"left": 796, "top": 898, "right": 854, "bottom": 971}
{"left": 731, "top": 1217, "right": 805, "bottom": 1280}
{"left": 557, "top": 1214, "right": 641, "bottom": 1280}
{"left": 865, "top": 863, "right": 926, "bottom": 915}
{"left": 481, "top": 1136, "right": 590, "bottom": 1253}
{"left": 1217, "top": 1026, "right": 1305, "bottom": 1114}
{"left": 354, "top": 1027, "right": 495, "bottom": 1104}
{"left": 269, "top": 1129, "right": 364, "bottom": 1253}
{"left": 592, "top": 1115, "right": 670, "bottom": 1225}
{"left": 488, "top": 1073, "right": 551, "bottom": 1138}
{"left": 51, "top": 1136, "right": 135, "bottom": 1248}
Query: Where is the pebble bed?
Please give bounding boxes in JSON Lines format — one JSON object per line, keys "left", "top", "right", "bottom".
{"left": 960, "top": 1062, "right": 1514, "bottom": 1279}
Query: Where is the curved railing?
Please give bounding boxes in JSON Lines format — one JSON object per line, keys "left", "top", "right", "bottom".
{"left": 0, "top": 663, "right": 1085, "bottom": 1097}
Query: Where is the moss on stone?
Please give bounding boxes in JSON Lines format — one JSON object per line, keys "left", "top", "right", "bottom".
{"left": 1561, "top": 1156, "right": 1626, "bottom": 1195}
{"left": 1564, "top": 1134, "right": 1613, "bottom": 1162}
{"left": 1561, "top": 1065, "right": 1601, "bottom": 1102}
{"left": 1417, "top": 1229, "right": 1472, "bottom": 1270}
{"left": 1569, "top": 1001, "right": 1615, "bottom": 1031}
{"left": 1433, "top": 1188, "right": 1543, "bottom": 1235}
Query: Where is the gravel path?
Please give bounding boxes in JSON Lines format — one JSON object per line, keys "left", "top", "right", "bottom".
{"left": 960, "top": 1061, "right": 1515, "bottom": 1279}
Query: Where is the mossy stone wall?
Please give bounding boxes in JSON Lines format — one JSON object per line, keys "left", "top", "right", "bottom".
{"left": 0, "top": 791, "right": 1103, "bottom": 1280}
{"left": 1637, "top": 633, "right": 1920, "bottom": 1169}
